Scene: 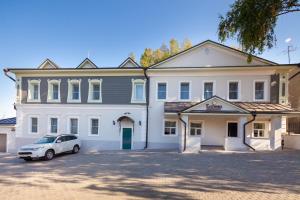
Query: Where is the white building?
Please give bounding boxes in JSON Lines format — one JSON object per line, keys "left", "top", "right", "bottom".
{"left": 3, "top": 40, "right": 300, "bottom": 153}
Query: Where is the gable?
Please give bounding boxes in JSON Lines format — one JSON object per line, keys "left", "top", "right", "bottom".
{"left": 152, "top": 40, "right": 276, "bottom": 68}
{"left": 119, "top": 58, "right": 140, "bottom": 68}
{"left": 77, "top": 58, "right": 97, "bottom": 69}
{"left": 38, "top": 59, "right": 59, "bottom": 69}
{"left": 183, "top": 96, "right": 248, "bottom": 113}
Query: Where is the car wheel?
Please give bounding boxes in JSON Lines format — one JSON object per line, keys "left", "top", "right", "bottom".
{"left": 72, "top": 145, "right": 79, "bottom": 154}
{"left": 44, "top": 150, "right": 54, "bottom": 160}
{"left": 23, "top": 158, "right": 32, "bottom": 161}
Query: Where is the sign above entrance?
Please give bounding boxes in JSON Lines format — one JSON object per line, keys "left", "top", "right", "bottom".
{"left": 206, "top": 102, "right": 222, "bottom": 111}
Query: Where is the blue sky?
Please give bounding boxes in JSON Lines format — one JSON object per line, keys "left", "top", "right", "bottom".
{"left": 0, "top": 0, "right": 299, "bottom": 118}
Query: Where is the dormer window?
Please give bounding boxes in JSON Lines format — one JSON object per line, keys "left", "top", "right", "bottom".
{"left": 67, "top": 79, "right": 81, "bottom": 103}
{"left": 27, "top": 80, "right": 41, "bottom": 102}
{"left": 88, "top": 79, "right": 102, "bottom": 103}
{"left": 131, "top": 79, "right": 146, "bottom": 103}
{"left": 47, "top": 79, "right": 61, "bottom": 102}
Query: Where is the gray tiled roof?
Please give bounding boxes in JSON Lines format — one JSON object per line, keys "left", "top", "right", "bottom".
{"left": 0, "top": 117, "right": 16, "bottom": 125}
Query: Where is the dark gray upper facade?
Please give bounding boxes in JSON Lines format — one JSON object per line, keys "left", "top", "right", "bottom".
{"left": 21, "top": 76, "right": 147, "bottom": 105}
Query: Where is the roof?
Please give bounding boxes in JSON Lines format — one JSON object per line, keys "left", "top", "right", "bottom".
{"left": 38, "top": 59, "right": 60, "bottom": 69}
{"left": 76, "top": 58, "right": 98, "bottom": 69}
{"left": 0, "top": 117, "right": 16, "bottom": 126}
{"left": 118, "top": 57, "right": 140, "bottom": 68}
{"left": 149, "top": 40, "right": 278, "bottom": 68}
{"left": 165, "top": 101, "right": 298, "bottom": 114}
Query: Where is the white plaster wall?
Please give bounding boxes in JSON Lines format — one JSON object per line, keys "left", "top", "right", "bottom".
{"left": 0, "top": 126, "right": 16, "bottom": 153}
{"left": 156, "top": 43, "right": 267, "bottom": 68}
{"left": 15, "top": 104, "right": 146, "bottom": 151}
{"left": 284, "top": 134, "right": 300, "bottom": 149}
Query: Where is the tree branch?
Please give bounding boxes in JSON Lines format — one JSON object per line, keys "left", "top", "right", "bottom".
{"left": 276, "top": 9, "right": 300, "bottom": 16}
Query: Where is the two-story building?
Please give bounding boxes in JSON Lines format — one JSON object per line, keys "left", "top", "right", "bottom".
{"left": 4, "top": 40, "right": 300, "bottom": 153}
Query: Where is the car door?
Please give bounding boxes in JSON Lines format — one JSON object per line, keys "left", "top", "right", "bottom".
{"left": 54, "top": 136, "right": 65, "bottom": 154}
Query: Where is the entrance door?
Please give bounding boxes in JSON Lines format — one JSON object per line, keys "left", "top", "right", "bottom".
{"left": 227, "top": 122, "right": 238, "bottom": 137}
{"left": 0, "top": 134, "right": 7, "bottom": 152}
{"left": 122, "top": 128, "right": 132, "bottom": 150}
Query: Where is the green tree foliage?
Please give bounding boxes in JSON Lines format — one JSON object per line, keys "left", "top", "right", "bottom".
{"left": 139, "top": 38, "right": 193, "bottom": 67}
{"left": 128, "top": 52, "right": 136, "bottom": 61}
{"left": 218, "top": 0, "right": 300, "bottom": 61}
{"left": 170, "top": 38, "right": 180, "bottom": 55}
{"left": 182, "top": 38, "right": 193, "bottom": 50}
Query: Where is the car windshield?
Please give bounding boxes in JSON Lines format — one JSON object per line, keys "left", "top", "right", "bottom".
{"left": 34, "top": 136, "right": 57, "bottom": 144}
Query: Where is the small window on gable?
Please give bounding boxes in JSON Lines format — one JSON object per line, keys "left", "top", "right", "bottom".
{"left": 67, "top": 79, "right": 81, "bottom": 103}
{"left": 27, "top": 80, "right": 41, "bottom": 102}
{"left": 47, "top": 80, "right": 61, "bottom": 102}
{"left": 88, "top": 79, "right": 102, "bottom": 103}
{"left": 131, "top": 79, "right": 146, "bottom": 103}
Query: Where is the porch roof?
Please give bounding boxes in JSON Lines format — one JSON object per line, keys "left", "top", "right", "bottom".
{"left": 164, "top": 98, "right": 299, "bottom": 115}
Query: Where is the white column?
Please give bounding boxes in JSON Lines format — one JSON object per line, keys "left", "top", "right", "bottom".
{"left": 270, "top": 116, "right": 282, "bottom": 150}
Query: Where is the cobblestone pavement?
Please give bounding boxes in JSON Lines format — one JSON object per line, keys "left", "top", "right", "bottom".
{"left": 0, "top": 149, "right": 299, "bottom": 200}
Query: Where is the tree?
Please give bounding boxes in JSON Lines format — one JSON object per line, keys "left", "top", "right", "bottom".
{"left": 182, "top": 38, "right": 192, "bottom": 50}
{"left": 153, "top": 49, "right": 165, "bottom": 63}
{"left": 128, "top": 52, "right": 136, "bottom": 61}
{"left": 218, "top": 0, "right": 300, "bottom": 61}
{"left": 140, "top": 48, "right": 154, "bottom": 67}
{"left": 169, "top": 39, "right": 180, "bottom": 55}
{"left": 159, "top": 43, "right": 170, "bottom": 59}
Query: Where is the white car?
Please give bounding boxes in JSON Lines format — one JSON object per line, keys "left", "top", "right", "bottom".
{"left": 18, "top": 135, "right": 81, "bottom": 161}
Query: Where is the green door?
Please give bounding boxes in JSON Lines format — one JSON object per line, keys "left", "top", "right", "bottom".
{"left": 122, "top": 128, "right": 132, "bottom": 150}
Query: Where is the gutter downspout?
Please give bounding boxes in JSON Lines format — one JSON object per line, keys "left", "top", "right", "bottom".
{"left": 3, "top": 68, "right": 16, "bottom": 82}
{"left": 243, "top": 112, "right": 256, "bottom": 151}
{"left": 178, "top": 113, "right": 187, "bottom": 152}
{"left": 143, "top": 67, "right": 149, "bottom": 149}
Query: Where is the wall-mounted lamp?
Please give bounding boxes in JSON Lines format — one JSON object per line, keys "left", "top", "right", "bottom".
{"left": 139, "top": 121, "right": 142, "bottom": 126}
{"left": 113, "top": 121, "right": 116, "bottom": 125}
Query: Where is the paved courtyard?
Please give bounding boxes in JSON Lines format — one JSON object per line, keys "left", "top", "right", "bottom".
{"left": 0, "top": 150, "right": 299, "bottom": 200}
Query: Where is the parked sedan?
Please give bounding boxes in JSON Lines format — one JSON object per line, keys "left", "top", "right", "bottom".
{"left": 18, "top": 134, "right": 81, "bottom": 161}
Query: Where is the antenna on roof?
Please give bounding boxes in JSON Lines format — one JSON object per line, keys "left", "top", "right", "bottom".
{"left": 284, "top": 38, "right": 297, "bottom": 64}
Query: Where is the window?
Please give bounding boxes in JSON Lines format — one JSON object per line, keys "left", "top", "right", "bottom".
{"left": 70, "top": 118, "right": 79, "bottom": 135}
{"left": 254, "top": 81, "right": 265, "bottom": 100}
{"left": 131, "top": 79, "right": 146, "bottom": 103}
{"left": 253, "top": 123, "right": 266, "bottom": 138}
{"left": 88, "top": 79, "right": 102, "bottom": 103}
{"left": 227, "top": 122, "right": 238, "bottom": 137}
{"left": 90, "top": 118, "right": 99, "bottom": 135}
{"left": 190, "top": 122, "right": 202, "bottom": 136}
{"left": 180, "top": 82, "right": 190, "bottom": 100}
{"left": 27, "top": 80, "right": 41, "bottom": 102}
{"left": 204, "top": 82, "right": 213, "bottom": 100}
{"left": 67, "top": 79, "right": 81, "bottom": 102}
{"left": 47, "top": 80, "right": 61, "bottom": 102}
{"left": 228, "top": 81, "right": 239, "bottom": 100}
{"left": 164, "top": 120, "right": 177, "bottom": 135}
{"left": 50, "top": 118, "right": 58, "bottom": 134}
{"left": 157, "top": 82, "right": 167, "bottom": 100}
{"left": 31, "top": 117, "right": 38, "bottom": 133}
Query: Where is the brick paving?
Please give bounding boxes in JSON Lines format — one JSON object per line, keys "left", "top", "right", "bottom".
{"left": 0, "top": 150, "right": 299, "bottom": 200}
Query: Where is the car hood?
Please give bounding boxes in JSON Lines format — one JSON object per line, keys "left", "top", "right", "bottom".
{"left": 19, "top": 143, "right": 50, "bottom": 150}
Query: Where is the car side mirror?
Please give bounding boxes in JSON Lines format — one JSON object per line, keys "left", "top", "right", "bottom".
{"left": 56, "top": 140, "right": 62, "bottom": 143}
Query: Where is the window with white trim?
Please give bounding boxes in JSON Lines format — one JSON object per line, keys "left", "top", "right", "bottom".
{"left": 204, "top": 82, "right": 213, "bottom": 100}
{"left": 47, "top": 79, "right": 61, "bottom": 102}
{"left": 90, "top": 118, "right": 100, "bottom": 135}
{"left": 88, "top": 79, "right": 102, "bottom": 103}
{"left": 31, "top": 117, "right": 38, "bottom": 133}
{"left": 180, "top": 82, "right": 190, "bottom": 100}
{"left": 67, "top": 79, "right": 81, "bottom": 102}
{"left": 253, "top": 122, "right": 266, "bottom": 138}
{"left": 254, "top": 81, "right": 265, "bottom": 100}
{"left": 157, "top": 82, "right": 167, "bottom": 100}
{"left": 190, "top": 122, "right": 202, "bottom": 136}
{"left": 228, "top": 81, "right": 239, "bottom": 100}
{"left": 164, "top": 120, "right": 177, "bottom": 135}
{"left": 27, "top": 80, "right": 41, "bottom": 102}
{"left": 70, "top": 118, "right": 79, "bottom": 135}
{"left": 131, "top": 79, "right": 146, "bottom": 103}
{"left": 50, "top": 117, "right": 58, "bottom": 134}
